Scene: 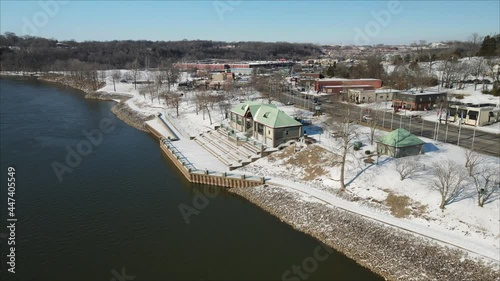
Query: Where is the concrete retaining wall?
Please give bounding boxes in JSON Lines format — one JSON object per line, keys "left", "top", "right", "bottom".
{"left": 159, "top": 140, "right": 264, "bottom": 188}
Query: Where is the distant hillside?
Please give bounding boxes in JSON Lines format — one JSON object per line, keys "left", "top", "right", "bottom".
{"left": 0, "top": 32, "right": 324, "bottom": 71}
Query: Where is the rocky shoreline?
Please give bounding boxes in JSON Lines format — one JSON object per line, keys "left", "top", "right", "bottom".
{"left": 38, "top": 75, "right": 98, "bottom": 95}
{"left": 110, "top": 101, "right": 154, "bottom": 132}
{"left": 229, "top": 185, "right": 500, "bottom": 281}
{"left": 6, "top": 73, "right": 498, "bottom": 280}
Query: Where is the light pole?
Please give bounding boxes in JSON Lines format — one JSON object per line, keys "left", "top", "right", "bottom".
{"left": 391, "top": 109, "right": 394, "bottom": 130}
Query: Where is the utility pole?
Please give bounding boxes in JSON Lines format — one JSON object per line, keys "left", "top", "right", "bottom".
{"left": 391, "top": 110, "right": 394, "bottom": 130}
{"left": 471, "top": 124, "right": 477, "bottom": 150}
{"left": 409, "top": 115, "right": 412, "bottom": 133}
{"left": 457, "top": 118, "right": 462, "bottom": 146}
{"left": 382, "top": 110, "right": 386, "bottom": 128}
{"left": 421, "top": 118, "right": 424, "bottom": 136}
{"left": 444, "top": 123, "right": 449, "bottom": 143}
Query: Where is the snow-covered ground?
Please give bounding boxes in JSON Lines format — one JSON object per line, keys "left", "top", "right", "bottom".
{"left": 358, "top": 84, "right": 500, "bottom": 135}
{"left": 240, "top": 121, "right": 500, "bottom": 261}
{"left": 95, "top": 70, "right": 500, "bottom": 263}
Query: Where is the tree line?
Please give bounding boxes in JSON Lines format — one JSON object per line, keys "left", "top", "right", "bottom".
{"left": 0, "top": 32, "right": 323, "bottom": 72}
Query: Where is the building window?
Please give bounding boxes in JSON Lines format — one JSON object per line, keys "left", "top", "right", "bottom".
{"left": 257, "top": 124, "right": 263, "bottom": 134}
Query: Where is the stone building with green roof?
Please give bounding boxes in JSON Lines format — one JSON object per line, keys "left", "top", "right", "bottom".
{"left": 229, "top": 101, "right": 303, "bottom": 147}
{"left": 376, "top": 128, "right": 425, "bottom": 158}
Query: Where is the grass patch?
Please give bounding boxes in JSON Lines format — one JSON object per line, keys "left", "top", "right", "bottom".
{"left": 384, "top": 191, "right": 428, "bottom": 218}
{"left": 385, "top": 193, "right": 412, "bottom": 218}
{"left": 264, "top": 144, "right": 340, "bottom": 181}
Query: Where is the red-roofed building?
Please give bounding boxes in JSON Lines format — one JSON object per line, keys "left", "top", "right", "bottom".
{"left": 315, "top": 78, "right": 382, "bottom": 93}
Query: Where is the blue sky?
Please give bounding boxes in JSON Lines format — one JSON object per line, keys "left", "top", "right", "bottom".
{"left": 1, "top": 0, "right": 499, "bottom": 45}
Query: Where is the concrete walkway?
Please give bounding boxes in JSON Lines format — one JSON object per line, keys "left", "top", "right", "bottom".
{"left": 268, "top": 177, "right": 500, "bottom": 262}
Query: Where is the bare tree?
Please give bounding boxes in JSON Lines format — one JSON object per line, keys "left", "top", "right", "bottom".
{"left": 456, "top": 62, "right": 471, "bottom": 90}
{"left": 388, "top": 65, "right": 412, "bottom": 90}
{"left": 127, "top": 58, "right": 140, "bottom": 89}
{"left": 329, "top": 105, "right": 359, "bottom": 191}
{"left": 439, "top": 58, "right": 459, "bottom": 89}
{"left": 139, "top": 86, "right": 148, "bottom": 100}
{"left": 464, "top": 149, "right": 482, "bottom": 177}
{"left": 193, "top": 91, "right": 204, "bottom": 116}
{"left": 395, "top": 157, "right": 422, "bottom": 181}
{"left": 466, "top": 33, "right": 483, "bottom": 59}
{"left": 254, "top": 75, "right": 273, "bottom": 103}
{"left": 471, "top": 167, "right": 499, "bottom": 207}
{"left": 364, "top": 107, "right": 380, "bottom": 145}
{"left": 409, "top": 61, "right": 437, "bottom": 92}
{"left": 470, "top": 57, "right": 486, "bottom": 91}
{"left": 194, "top": 90, "right": 214, "bottom": 124}
{"left": 485, "top": 58, "right": 500, "bottom": 84}
{"left": 431, "top": 160, "right": 468, "bottom": 209}
{"left": 161, "top": 60, "right": 180, "bottom": 92}
{"left": 166, "top": 91, "right": 182, "bottom": 117}
{"left": 146, "top": 83, "right": 158, "bottom": 103}
{"left": 111, "top": 70, "right": 121, "bottom": 92}
{"left": 98, "top": 70, "right": 107, "bottom": 83}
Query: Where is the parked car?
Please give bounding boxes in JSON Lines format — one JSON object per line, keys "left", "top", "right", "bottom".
{"left": 363, "top": 115, "right": 373, "bottom": 121}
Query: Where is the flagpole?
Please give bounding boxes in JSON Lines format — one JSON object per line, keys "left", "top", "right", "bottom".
{"left": 391, "top": 110, "right": 394, "bottom": 130}
{"left": 445, "top": 123, "right": 449, "bottom": 143}
{"left": 436, "top": 112, "right": 441, "bottom": 141}
{"left": 409, "top": 114, "right": 412, "bottom": 133}
{"left": 457, "top": 115, "right": 462, "bottom": 146}
{"left": 471, "top": 122, "right": 477, "bottom": 150}
{"left": 421, "top": 118, "right": 424, "bottom": 136}
{"left": 433, "top": 121, "right": 438, "bottom": 140}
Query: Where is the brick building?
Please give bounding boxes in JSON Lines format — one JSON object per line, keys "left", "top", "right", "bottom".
{"left": 392, "top": 91, "right": 447, "bottom": 111}
{"left": 314, "top": 78, "right": 382, "bottom": 93}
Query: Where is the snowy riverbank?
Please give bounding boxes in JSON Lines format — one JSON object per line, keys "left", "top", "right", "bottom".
{"left": 230, "top": 185, "right": 499, "bottom": 281}
{"left": 36, "top": 74, "right": 155, "bottom": 132}
{"left": 12, "top": 70, "right": 498, "bottom": 280}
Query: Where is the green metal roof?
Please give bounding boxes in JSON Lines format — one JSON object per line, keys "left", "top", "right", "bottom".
{"left": 253, "top": 105, "right": 302, "bottom": 128}
{"left": 231, "top": 101, "right": 272, "bottom": 117}
{"left": 377, "top": 128, "right": 425, "bottom": 148}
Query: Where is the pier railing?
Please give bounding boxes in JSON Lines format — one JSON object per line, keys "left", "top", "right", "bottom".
{"left": 159, "top": 137, "right": 265, "bottom": 188}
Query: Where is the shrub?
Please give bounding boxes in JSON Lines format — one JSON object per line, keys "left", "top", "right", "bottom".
{"left": 365, "top": 150, "right": 371, "bottom": 155}
{"left": 482, "top": 85, "right": 500, "bottom": 96}
{"left": 353, "top": 146, "right": 360, "bottom": 151}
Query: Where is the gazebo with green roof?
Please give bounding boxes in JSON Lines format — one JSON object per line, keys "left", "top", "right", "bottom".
{"left": 376, "top": 128, "right": 425, "bottom": 158}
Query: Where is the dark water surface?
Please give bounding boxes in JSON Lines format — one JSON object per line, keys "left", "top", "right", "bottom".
{"left": 0, "top": 77, "right": 382, "bottom": 281}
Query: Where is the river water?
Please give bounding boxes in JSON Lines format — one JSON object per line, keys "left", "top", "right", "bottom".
{"left": 0, "top": 77, "right": 381, "bottom": 280}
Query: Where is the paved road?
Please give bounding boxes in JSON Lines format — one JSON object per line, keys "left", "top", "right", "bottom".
{"left": 282, "top": 90, "right": 500, "bottom": 157}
